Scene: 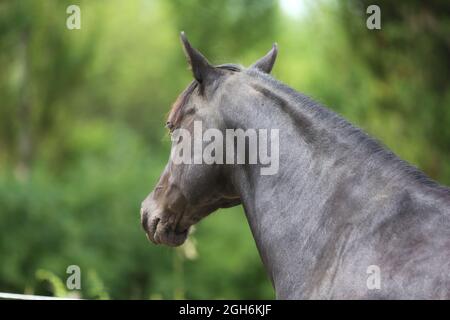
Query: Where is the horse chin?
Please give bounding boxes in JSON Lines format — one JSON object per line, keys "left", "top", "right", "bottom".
{"left": 150, "top": 223, "right": 189, "bottom": 247}
{"left": 159, "top": 229, "right": 188, "bottom": 247}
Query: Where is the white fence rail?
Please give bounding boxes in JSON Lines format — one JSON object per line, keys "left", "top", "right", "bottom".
{"left": 0, "top": 292, "right": 80, "bottom": 300}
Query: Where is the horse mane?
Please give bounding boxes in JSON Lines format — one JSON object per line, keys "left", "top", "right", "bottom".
{"left": 245, "top": 68, "right": 450, "bottom": 196}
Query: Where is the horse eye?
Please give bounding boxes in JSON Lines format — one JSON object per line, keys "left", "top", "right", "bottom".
{"left": 166, "top": 121, "right": 174, "bottom": 130}
{"left": 184, "top": 107, "right": 195, "bottom": 116}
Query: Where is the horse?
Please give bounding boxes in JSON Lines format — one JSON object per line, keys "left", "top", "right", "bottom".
{"left": 140, "top": 32, "right": 450, "bottom": 299}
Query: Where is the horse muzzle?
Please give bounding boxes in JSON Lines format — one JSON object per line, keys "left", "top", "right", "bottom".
{"left": 140, "top": 197, "right": 189, "bottom": 247}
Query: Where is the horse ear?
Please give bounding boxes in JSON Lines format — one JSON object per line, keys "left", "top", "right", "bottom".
{"left": 180, "top": 32, "right": 219, "bottom": 84}
{"left": 251, "top": 43, "right": 278, "bottom": 74}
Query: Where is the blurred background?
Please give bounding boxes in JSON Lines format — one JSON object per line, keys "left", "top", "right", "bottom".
{"left": 0, "top": 0, "right": 449, "bottom": 299}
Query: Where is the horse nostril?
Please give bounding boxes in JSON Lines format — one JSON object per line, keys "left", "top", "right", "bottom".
{"left": 140, "top": 208, "right": 149, "bottom": 233}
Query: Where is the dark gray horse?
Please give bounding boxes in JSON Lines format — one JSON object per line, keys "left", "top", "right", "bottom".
{"left": 141, "top": 33, "right": 450, "bottom": 299}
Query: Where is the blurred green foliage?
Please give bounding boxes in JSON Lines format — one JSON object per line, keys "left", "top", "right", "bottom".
{"left": 0, "top": 0, "right": 449, "bottom": 299}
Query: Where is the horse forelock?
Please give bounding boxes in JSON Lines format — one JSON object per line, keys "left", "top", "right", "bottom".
{"left": 167, "top": 64, "right": 242, "bottom": 130}
{"left": 167, "top": 81, "right": 198, "bottom": 130}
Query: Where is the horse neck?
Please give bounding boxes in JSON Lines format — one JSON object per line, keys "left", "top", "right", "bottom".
{"left": 222, "top": 74, "right": 405, "bottom": 296}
